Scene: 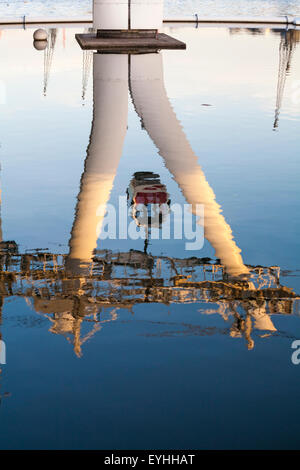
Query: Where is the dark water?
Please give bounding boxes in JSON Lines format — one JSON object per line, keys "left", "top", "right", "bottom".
{"left": 0, "top": 25, "right": 299, "bottom": 449}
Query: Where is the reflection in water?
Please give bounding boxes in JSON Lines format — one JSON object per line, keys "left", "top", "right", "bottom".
{"left": 82, "top": 28, "right": 93, "bottom": 103}
{"left": 229, "top": 27, "right": 300, "bottom": 129}
{"left": 67, "top": 54, "right": 128, "bottom": 275}
{"left": 43, "top": 28, "right": 57, "bottom": 97}
{"left": 0, "top": 247, "right": 299, "bottom": 356}
{"left": 129, "top": 53, "right": 249, "bottom": 277}
{"left": 68, "top": 52, "right": 249, "bottom": 278}
{"left": 1, "top": 48, "right": 299, "bottom": 357}
{"left": 274, "top": 29, "right": 300, "bottom": 129}
{"left": 127, "top": 171, "right": 170, "bottom": 253}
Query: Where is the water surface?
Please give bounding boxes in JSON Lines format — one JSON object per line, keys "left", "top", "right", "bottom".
{"left": 0, "top": 25, "right": 299, "bottom": 449}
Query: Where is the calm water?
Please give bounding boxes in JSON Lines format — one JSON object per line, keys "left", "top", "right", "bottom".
{"left": 0, "top": 0, "right": 300, "bottom": 18}
{"left": 0, "top": 25, "right": 299, "bottom": 449}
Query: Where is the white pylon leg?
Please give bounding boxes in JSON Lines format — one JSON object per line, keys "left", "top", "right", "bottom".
{"left": 130, "top": 53, "right": 249, "bottom": 277}
{"left": 67, "top": 54, "right": 128, "bottom": 273}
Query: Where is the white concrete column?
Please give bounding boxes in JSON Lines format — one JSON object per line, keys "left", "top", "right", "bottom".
{"left": 93, "top": 0, "right": 163, "bottom": 30}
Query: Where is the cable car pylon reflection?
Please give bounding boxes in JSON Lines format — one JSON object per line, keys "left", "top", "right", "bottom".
{"left": 67, "top": 50, "right": 249, "bottom": 278}
{"left": 1, "top": 46, "right": 299, "bottom": 358}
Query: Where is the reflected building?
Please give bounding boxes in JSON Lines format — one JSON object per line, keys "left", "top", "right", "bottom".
{"left": 0, "top": 246, "right": 298, "bottom": 354}
{"left": 229, "top": 27, "right": 266, "bottom": 36}
{"left": 33, "top": 295, "right": 117, "bottom": 358}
